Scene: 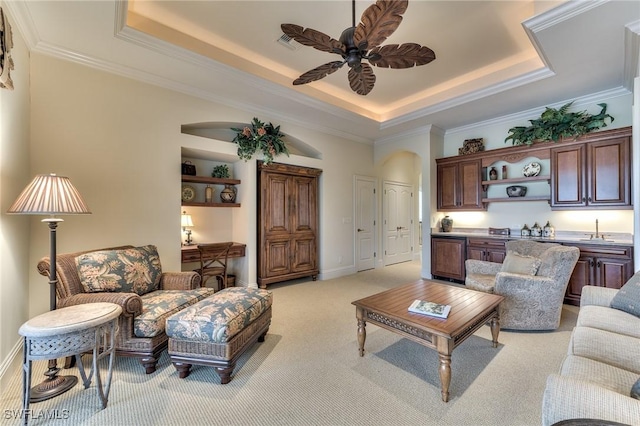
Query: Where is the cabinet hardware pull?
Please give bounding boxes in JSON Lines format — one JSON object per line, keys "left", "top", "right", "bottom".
{"left": 597, "top": 260, "right": 601, "bottom": 268}
{"left": 588, "top": 197, "right": 592, "bottom": 202}
{"left": 582, "top": 197, "right": 586, "bottom": 202}
{"left": 590, "top": 260, "right": 594, "bottom": 267}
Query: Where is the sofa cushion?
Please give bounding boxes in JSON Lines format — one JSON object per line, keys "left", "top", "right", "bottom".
{"left": 501, "top": 252, "right": 541, "bottom": 275}
{"left": 134, "top": 288, "right": 215, "bottom": 338}
{"left": 568, "top": 326, "right": 640, "bottom": 375}
{"left": 166, "top": 287, "right": 273, "bottom": 343}
{"left": 560, "top": 354, "right": 639, "bottom": 396}
{"left": 577, "top": 305, "right": 640, "bottom": 339}
{"left": 76, "top": 245, "right": 163, "bottom": 295}
{"left": 611, "top": 272, "right": 640, "bottom": 318}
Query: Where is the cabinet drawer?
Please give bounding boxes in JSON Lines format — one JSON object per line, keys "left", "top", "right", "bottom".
{"left": 467, "top": 238, "right": 505, "bottom": 249}
{"left": 563, "top": 243, "right": 632, "bottom": 258}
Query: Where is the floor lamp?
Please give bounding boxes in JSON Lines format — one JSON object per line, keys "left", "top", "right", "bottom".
{"left": 7, "top": 173, "right": 91, "bottom": 402}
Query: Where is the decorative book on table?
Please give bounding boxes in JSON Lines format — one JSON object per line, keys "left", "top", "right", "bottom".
{"left": 408, "top": 300, "right": 451, "bottom": 318}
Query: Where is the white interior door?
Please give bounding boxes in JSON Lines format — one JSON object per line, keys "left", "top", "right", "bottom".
{"left": 383, "top": 182, "right": 413, "bottom": 266}
{"left": 355, "top": 176, "right": 376, "bottom": 271}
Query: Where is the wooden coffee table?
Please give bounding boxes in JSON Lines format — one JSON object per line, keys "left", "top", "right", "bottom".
{"left": 352, "top": 279, "right": 504, "bottom": 402}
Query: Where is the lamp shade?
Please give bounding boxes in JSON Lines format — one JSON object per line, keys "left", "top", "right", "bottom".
{"left": 181, "top": 212, "right": 193, "bottom": 227}
{"left": 7, "top": 174, "right": 91, "bottom": 215}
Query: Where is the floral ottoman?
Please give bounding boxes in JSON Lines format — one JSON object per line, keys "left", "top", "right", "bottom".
{"left": 165, "top": 287, "right": 272, "bottom": 384}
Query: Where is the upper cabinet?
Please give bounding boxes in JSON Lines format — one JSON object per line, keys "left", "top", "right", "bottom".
{"left": 550, "top": 127, "right": 631, "bottom": 209}
{"left": 436, "top": 158, "right": 484, "bottom": 211}
{"left": 436, "top": 126, "right": 632, "bottom": 211}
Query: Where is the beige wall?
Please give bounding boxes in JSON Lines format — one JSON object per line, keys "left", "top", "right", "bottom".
{"left": 26, "top": 53, "right": 375, "bottom": 316}
{"left": 0, "top": 4, "right": 31, "bottom": 393}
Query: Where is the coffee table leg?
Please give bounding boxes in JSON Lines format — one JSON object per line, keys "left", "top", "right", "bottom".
{"left": 436, "top": 337, "right": 453, "bottom": 402}
{"left": 490, "top": 313, "right": 500, "bottom": 348}
{"left": 355, "top": 307, "right": 366, "bottom": 357}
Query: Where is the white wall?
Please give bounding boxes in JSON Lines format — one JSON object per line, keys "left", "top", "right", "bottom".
{"left": 439, "top": 93, "right": 635, "bottom": 235}
{"left": 0, "top": 4, "right": 31, "bottom": 393}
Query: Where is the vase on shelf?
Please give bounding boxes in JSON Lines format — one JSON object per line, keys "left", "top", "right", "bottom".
{"left": 205, "top": 185, "right": 214, "bottom": 203}
{"left": 220, "top": 184, "right": 237, "bottom": 203}
{"left": 501, "top": 165, "right": 508, "bottom": 179}
{"left": 489, "top": 167, "right": 498, "bottom": 180}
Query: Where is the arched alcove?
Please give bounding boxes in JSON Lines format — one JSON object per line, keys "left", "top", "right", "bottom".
{"left": 181, "top": 121, "right": 322, "bottom": 159}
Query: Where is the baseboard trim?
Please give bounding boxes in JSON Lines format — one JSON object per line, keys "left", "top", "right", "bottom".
{"left": 319, "top": 265, "right": 357, "bottom": 281}
{"left": 0, "top": 339, "right": 22, "bottom": 396}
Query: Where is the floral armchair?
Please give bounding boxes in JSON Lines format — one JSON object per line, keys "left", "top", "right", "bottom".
{"left": 37, "top": 245, "right": 215, "bottom": 373}
{"left": 465, "top": 240, "right": 580, "bottom": 330}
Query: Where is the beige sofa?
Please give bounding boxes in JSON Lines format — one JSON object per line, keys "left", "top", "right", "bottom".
{"left": 542, "top": 272, "right": 640, "bottom": 425}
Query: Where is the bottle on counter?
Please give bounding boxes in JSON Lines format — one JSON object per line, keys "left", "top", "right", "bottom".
{"left": 531, "top": 222, "right": 542, "bottom": 237}
{"left": 543, "top": 221, "right": 555, "bottom": 237}
{"left": 521, "top": 224, "right": 530, "bottom": 237}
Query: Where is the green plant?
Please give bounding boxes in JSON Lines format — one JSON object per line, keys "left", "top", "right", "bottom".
{"left": 505, "top": 102, "right": 614, "bottom": 146}
{"left": 211, "top": 165, "right": 230, "bottom": 178}
{"left": 231, "top": 118, "right": 289, "bottom": 165}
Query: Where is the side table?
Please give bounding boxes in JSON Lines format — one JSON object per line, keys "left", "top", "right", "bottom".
{"left": 19, "top": 302, "right": 122, "bottom": 425}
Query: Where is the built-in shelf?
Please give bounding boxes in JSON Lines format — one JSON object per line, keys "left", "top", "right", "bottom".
{"left": 181, "top": 201, "right": 240, "bottom": 208}
{"left": 181, "top": 175, "right": 241, "bottom": 185}
{"left": 482, "top": 195, "right": 550, "bottom": 203}
{"left": 181, "top": 175, "right": 241, "bottom": 207}
{"left": 482, "top": 175, "right": 549, "bottom": 186}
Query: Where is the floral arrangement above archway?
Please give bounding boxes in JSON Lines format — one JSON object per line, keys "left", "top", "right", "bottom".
{"left": 231, "top": 118, "right": 289, "bottom": 165}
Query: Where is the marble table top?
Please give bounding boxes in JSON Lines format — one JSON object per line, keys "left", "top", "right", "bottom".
{"left": 19, "top": 302, "right": 122, "bottom": 338}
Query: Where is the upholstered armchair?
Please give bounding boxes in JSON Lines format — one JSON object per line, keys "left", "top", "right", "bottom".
{"left": 37, "top": 245, "right": 215, "bottom": 373}
{"left": 465, "top": 240, "right": 580, "bottom": 330}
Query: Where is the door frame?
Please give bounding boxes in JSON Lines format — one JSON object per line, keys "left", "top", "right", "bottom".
{"left": 382, "top": 180, "right": 414, "bottom": 266}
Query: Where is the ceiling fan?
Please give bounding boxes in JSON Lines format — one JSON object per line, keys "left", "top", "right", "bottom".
{"left": 281, "top": 0, "right": 436, "bottom": 96}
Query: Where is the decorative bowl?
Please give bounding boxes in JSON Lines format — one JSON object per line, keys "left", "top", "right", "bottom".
{"left": 506, "top": 185, "right": 527, "bottom": 197}
{"left": 522, "top": 162, "right": 541, "bottom": 177}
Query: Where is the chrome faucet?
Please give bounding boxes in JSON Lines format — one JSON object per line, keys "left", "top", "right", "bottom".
{"left": 590, "top": 219, "right": 605, "bottom": 240}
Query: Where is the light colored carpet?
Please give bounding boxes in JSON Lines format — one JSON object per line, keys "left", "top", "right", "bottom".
{"left": 0, "top": 261, "right": 577, "bottom": 426}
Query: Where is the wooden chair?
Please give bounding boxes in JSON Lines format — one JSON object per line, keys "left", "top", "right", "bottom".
{"left": 196, "top": 242, "right": 234, "bottom": 291}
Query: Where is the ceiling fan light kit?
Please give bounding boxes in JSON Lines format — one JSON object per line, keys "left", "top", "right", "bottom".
{"left": 281, "top": 0, "right": 435, "bottom": 96}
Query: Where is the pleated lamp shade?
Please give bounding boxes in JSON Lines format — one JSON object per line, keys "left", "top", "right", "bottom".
{"left": 7, "top": 174, "right": 91, "bottom": 215}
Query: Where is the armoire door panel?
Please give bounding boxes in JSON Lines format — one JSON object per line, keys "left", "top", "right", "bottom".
{"left": 292, "top": 176, "right": 317, "bottom": 232}
{"left": 264, "top": 239, "right": 291, "bottom": 277}
{"left": 291, "top": 237, "right": 316, "bottom": 272}
{"left": 265, "top": 174, "right": 290, "bottom": 233}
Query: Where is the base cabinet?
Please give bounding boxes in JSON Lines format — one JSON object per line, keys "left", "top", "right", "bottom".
{"left": 257, "top": 161, "right": 322, "bottom": 288}
{"left": 466, "top": 238, "right": 506, "bottom": 263}
{"left": 431, "top": 237, "right": 466, "bottom": 282}
{"left": 563, "top": 243, "right": 634, "bottom": 306}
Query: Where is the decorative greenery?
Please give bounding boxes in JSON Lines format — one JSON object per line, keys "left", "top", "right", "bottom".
{"left": 211, "top": 165, "right": 230, "bottom": 178}
{"left": 505, "top": 102, "right": 614, "bottom": 146}
{"left": 231, "top": 118, "right": 289, "bottom": 165}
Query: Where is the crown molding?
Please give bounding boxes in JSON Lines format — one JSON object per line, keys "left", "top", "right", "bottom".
{"left": 2, "top": 0, "right": 40, "bottom": 51}
{"left": 524, "top": 0, "right": 607, "bottom": 33}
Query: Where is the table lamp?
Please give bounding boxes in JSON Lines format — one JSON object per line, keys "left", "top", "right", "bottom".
{"left": 181, "top": 211, "right": 194, "bottom": 246}
{"left": 7, "top": 173, "right": 91, "bottom": 402}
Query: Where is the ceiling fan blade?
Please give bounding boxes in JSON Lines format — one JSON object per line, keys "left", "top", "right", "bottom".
{"left": 369, "top": 43, "right": 436, "bottom": 68}
{"left": 293, "top": 61, "right": 346, "bottom": 85}
{"left": 348, "top": 63, "right": 376, "bottom": 95}
{"left": 281, "top": 24, "right": 344, "bottom": 54}
{"left": 354, "top": 0, "right": 408, "bottom": 49}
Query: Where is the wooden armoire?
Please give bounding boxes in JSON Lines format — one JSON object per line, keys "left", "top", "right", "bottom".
{"left": 257, "top": 161, "right": 322, "bottom": 288}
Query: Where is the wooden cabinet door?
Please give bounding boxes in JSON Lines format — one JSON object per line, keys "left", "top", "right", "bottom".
{"left": 458, "top": 160, "right": 484, "bottom": 210}
{"left": 437, "top": 159, "right": 483, "bottom": 211}
{"left": 551, "top": 134, "right": 631, "bottom": 209}
{"left": 565, "top": 256, "right": 594, "bottom": 306}
{"left": 263, "top": 173, "right": 291, "bottom": 234}
{"left": 551, "top": 144, "right": 586, "bottom": 208}
{"left": 587, "top": 137, "right": 630, "bottom": 207}
{"left": 437, "top": 163, "right": 459, "bottom": 210}
{"left": 263, "top": 238, "right": 291, "bottom": 277}
{"left": 597, "top": 257, "right": 633, "bottom": 290}
{"left": 291, "top": 176, "right": 317, "bottom": 233}
{"left": 291, "top": 236, "right": 317, "bottom": 273}
{"left": 431, "top": 237, "right": 466, "bottom": 282}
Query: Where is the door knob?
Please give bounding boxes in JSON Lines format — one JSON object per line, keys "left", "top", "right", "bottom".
{"left": 357, "top": 228, "right": 364, "bottom": 232}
